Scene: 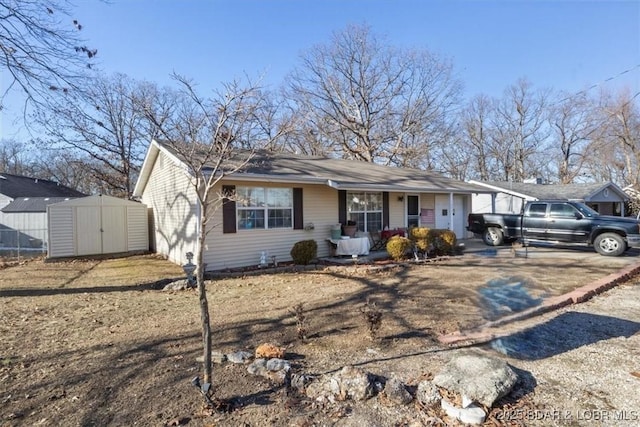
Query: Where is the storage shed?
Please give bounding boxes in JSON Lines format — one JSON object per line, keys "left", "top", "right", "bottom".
{"left": 47, "top": 195, "right": 149, "bottom": 258}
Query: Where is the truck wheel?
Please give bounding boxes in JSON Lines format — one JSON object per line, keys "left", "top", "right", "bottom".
{"left": 482, "top": 227, "right": 504, "bottom": 246}
{"left": 594, "top": 233, "right": 625, "bottom": 256}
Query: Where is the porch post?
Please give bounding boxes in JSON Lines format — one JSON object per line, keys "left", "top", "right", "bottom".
{"left": 449, "top": 192, "right": 454, "bottom": 231}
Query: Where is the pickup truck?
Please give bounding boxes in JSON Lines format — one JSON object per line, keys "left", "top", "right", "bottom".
{"left": 467, "top": 200, "right": 640, "bottom": 256}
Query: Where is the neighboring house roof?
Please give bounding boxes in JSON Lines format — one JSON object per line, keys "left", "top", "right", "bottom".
{"left": 134, "top": 139, "right": 492, "bottom": 196}
{"left": 0, "top": 173, "right": 86, "bottom": 198}
{"left": 468, "top": 180, "right": 629, "bottom": 201}
{"left": 1, "top": 197, "right": 75, "bottom": 213}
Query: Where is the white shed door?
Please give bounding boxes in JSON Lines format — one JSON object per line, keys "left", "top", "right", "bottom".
{"left": 102, "top": 206, "right": 127, "bottom": 253}
{"left": 76, "top": 206, "right": 102, "bottom": 256}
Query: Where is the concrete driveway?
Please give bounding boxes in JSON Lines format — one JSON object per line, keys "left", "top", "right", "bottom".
{"left": 461, "top": 237, "right": 640, "bottom": 264}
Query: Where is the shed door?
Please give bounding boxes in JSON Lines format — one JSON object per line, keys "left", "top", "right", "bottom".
{"left": 76, "top": 206, "right": 101, "bottom": 256}
{"left": 102, "top": 206, "right": 127, "bottom": 253}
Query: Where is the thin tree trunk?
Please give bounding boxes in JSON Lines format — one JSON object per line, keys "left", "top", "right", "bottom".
{"left": 197, "top": 213, "right": 212, "bottom": 384}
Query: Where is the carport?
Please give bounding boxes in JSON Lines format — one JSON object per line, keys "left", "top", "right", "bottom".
{"left": 47, "top": 195, "right": 149, "bottom": 258}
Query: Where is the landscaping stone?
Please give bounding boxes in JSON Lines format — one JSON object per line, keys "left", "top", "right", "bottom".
{"left": 416, "top": 380, "right": 441, "bottom": 408}
{"left": 266, "top": 358, "right": 290, "bottom": 372}
{"left": 383, "top": 377, "right": 413, "bottom": 405}
{"left": 305, "top": 366, "right": 377, "bottom": 402}
{"left": 226, "top": 350, "right": 253, "bottom": 364}
{"left": 255, "top": 343, "right": 285, "bottom": 359}
{"left": 336, "top": 365, "right": 377, "bottom": 401}
{"left": 290, "top": 373, "right": 314, "bottom": 394}
{"left": 441, "top": 398, "right": 487, "bottom": 425}
{"left": 194, "top": 351, "right": 227, "bottom": 364}
{"left": 247, "top": 358, "right": 268, "bottom": 376}
{"left": 432, "top": 351, "right": 518, "bottom": 407}
{"left": 162, "top": 279, "right": 190, "bottom": 291}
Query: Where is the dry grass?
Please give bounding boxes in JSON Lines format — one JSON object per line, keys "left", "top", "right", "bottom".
{"left": 0, "top": 250, "right": 637, "bottom": 426}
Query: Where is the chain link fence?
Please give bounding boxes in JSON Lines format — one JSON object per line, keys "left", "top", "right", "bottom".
{"left": 0, "top": 228, "right": 47, "bottom": 260}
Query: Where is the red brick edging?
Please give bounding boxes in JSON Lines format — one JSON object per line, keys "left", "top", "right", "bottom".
{"left": 438, "top": 260, "right": 640, "bottom": 346}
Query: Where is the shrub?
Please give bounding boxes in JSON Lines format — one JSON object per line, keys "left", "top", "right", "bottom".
{"left": 290, "top": 239, "right": 318, "bottom": 265}
{"left": 386, "top": 236, "right": 411, "bottom": 261}
{"left": 428, "top": 229, "right": 457, "bottom": 255}
{"left": 409, "top": 227, "right": 431, "bottom": 255}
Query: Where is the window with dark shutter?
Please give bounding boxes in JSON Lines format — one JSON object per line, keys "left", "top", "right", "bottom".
{"left": 222, "top": 185, "right": 236, "bottom": 234}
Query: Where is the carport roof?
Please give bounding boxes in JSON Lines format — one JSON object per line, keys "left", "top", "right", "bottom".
{"left": 469, "top": 180, "right": 628, "bottom": 201}
{"left": 1, "top": 197, "right": 76, "bottom": 213}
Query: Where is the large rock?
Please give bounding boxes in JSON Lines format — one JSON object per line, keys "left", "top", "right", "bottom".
{"left": 432, "top": 351, "right": 518, "bottom": 407}
{"left": 336, "top": 366, "right": 377, "bottom": 401}
{"left": 305, "top": 366, "right": 377, "bottom": 402}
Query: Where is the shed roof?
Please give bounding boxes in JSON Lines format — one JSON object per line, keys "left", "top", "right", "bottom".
{"left": 0, "top": 173, "right": 86, "bottom": 198}
{"left": 135, "top": 139, "right": 491, "bottom": 196}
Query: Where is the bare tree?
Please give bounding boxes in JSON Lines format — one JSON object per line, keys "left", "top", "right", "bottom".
{"left": 586, "top": 89, "right": 640, "bottom": 186}
{"left": 490, "top": 79, "right": 550, "bottom": 181}
{"left": 284, "top": 23, "right": 462, "bottom": 167}
{"left": 549, "top": 92, "right": 597, "bottom": 183}
{"left": 0, "top": 139, "right": 35, "bottom": 175}
{"left": 458, "top": 94, "right": 497, "bottom": 180}
{"left": 34, "top": 73, "right": 158, "bottom": 198}
{"left": 143, "top": 74, "right": 287, "bottom": 396}
{"left": 0, "top": 0, "right": 96, "bottom": 115}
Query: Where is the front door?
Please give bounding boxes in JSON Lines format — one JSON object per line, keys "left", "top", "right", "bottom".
{"left": 407, "top": 195, "right": 420, "bottom": 228}
{"left": 435, "top": 195, "right": 465, "bottom": 237}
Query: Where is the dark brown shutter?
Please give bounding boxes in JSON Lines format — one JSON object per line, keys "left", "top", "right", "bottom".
{"left": 338, "top": 190, "right": 347, "bottom": 225}
{"left": 293, "top": 187, "right": 303, "bottom": 229}
{"left": 383, "top": 191, "right": 389, "bottom": 229}
{"left": 222, "top": 185, "right": 236, "bottom": 234}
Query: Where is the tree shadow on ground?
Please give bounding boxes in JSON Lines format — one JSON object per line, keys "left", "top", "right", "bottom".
{"left": 486, "top": 311, "right": 640, "bottom": 360}
{"left": 0, "top": 278, "right": 181, "bottom": 297}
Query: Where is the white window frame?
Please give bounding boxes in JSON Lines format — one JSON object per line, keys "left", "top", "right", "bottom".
{"left": 347, "top": 191, "right": 383, "bottom": 232}
{"left": 236, "top": 187, "right": 293, "bottom": 230}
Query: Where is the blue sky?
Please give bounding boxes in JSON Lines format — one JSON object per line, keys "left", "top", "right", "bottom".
{"left": 2, "top": 0, "right": 639, "bottom": 139}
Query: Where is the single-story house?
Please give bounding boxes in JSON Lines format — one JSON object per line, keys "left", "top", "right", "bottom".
{"left": 133, "top": 139, "right": 492, "bottom": 271}
{"left": 0, "top": 173, "right": 86, "bottom": 251}
{"left": 468, "top": 180, "right": 629, "bottom": 216}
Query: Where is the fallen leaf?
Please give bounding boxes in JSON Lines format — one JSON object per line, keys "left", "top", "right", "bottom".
{"left": 631, "top": 371, "right": 640, "bottom": 379}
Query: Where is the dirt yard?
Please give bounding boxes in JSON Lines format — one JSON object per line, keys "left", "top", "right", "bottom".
{"left": 1, "top": 245, "right": 640, "bottom": 426}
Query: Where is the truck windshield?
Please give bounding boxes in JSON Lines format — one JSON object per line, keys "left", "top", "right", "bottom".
{"left": 573, "top": 202, "right": 599, "bottom": 217}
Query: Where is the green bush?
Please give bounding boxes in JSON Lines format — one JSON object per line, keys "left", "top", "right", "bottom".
{"left": 428, "top": 229, "right": 457, "bottom": 255}
{"left": 386, "top": 236, "right": 411, "bottom": 261}
{"left": 290, "top": 239, "right": 318, "bottom": 265}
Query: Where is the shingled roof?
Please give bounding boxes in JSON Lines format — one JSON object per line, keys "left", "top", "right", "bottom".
{"left": 469, "top": 180, "right": 628, "bottom": 201}
{"left": 1, "top": 197, "right": 75, "bottom": 213}
{"left": 135, "top": 139, "right": 491, "bottom": 196}
{"left": 0, "top": 173, "right": 86, "bottom": 198}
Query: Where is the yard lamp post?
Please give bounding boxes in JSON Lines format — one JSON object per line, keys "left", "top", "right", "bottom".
{"left": 183, "top": 252, "right": 196, "bottom": 287}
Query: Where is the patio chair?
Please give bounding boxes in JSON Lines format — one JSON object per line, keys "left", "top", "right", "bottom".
{"left": 369, "top": 229, "right": 386, "bottom": 251}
